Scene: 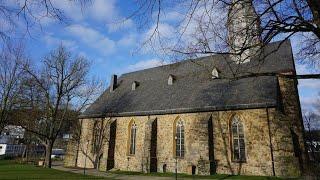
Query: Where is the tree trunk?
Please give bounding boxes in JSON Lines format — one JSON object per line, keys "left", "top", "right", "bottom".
{"left": 45, "top": 140, "right": 54, "bottom": 168}
{"left": 0, "top": 122, "right": 5, "bottom": 135}
{"left": 75, "top": 140, "right": 79, "bottom": 167}
{"left": 94, "top": 154, "right": 99, "bottom": 169}
{"left": 307, "top": 0, "right": 320, "bottom": 37}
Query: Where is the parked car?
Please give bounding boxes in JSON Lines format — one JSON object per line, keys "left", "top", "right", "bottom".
{"left": 51, "top": 149, "right": 65, "bottom": 159}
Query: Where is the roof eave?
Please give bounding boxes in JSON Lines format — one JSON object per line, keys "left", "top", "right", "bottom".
{"left": 79, "top": 102, "right": 277, "bottom": 119}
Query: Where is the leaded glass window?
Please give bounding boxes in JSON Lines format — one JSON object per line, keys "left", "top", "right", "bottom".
{"left": 129, "top": 122, "right": 137, "bottom": 155}
{"left": 176, "top": 120, "right": 185, "bottom": 158}
{"left": 232, "top": 117, "right": 246, "bottom": 162}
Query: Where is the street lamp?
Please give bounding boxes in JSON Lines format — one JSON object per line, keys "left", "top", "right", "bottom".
{"left": 84, "top": 140, "right": 90, "bottom": 175}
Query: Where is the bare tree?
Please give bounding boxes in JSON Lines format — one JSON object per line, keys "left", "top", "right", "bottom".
{"left": 304, "top": 112, "right": 320, "bottom": 160}
{"left": 77, "top": 119, "right": 110, "bottom": 169}
{"left": 0, "top": 0, "right": 90, "bottom": 43}
{"left": 17, "top": 45, "right": 101, "bottom": 168}
{"left": 130, "top": 0, "right": 320, "bottom": 78}
{"left": 0, "top": 43, "right": 26, "bottom": 133}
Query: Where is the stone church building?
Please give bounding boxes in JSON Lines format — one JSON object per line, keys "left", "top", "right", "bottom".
{"left": 65, "top": 1, "right": 306, "bottom": 177}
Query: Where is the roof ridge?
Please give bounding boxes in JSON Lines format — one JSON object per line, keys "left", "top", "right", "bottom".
{"left": 119, "top": 40, "right": 289, "bottom": 78}
{"left": 120, "top": 54, "right": 224, "bottom": 78}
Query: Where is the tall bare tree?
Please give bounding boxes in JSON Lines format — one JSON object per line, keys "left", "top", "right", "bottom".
{"left": 131, "top": 0, "right": 320, "bottom": 78}
{"left": 0, "top": 43, "right": 26, "bottom": 133}
{"left": 0, "top": 0, "right": 90, "bottom": 43}
{"left": 17, "top": 45, "right": 101, "bottom": 168}
{"left": 304, "top": 112, "right": 320, "bottom": 158}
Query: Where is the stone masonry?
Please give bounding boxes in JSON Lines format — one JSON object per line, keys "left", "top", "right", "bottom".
{"left": 65, "top": 76, "right": 305, "bottom": 177}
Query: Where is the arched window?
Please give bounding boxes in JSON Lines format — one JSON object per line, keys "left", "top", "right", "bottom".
{"left": 175, "top": 120, "right": 185, "bottom": 158}
{"left": 231, "top": 117, "right": 246, "bottom": 162}
{"left": 129, "top": 122, "right": 137, "bottom": 155}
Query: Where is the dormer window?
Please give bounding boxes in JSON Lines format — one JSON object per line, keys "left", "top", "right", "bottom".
{"left": 211, "top": 68, "right": 220, "bottom": 79}
{"left": 132, "top": 81, "right": 139, "bottom": 91}
{"left": 168, "top": 75, "right": 175, "bottom": 85}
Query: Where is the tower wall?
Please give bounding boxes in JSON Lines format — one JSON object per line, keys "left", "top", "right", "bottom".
{"left": 228, "top": 0, "right": 261, "bottom": 63}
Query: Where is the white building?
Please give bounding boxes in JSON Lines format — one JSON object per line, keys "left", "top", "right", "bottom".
{"left": 0, "top": 144, "right": 25, "bottom": 156}
{"left": 0, "top": 125, "right": 25, "bottom": 144}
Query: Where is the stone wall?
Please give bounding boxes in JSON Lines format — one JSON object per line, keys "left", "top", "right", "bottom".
{"left": 153, "top": 113, "right": 211, "bottom": 175}
{"left": 64, "top": 138, "right": 79, "bottom": 167}
{"left": 268, "top": 77, "right": 306, "bottom": 177}
{"left": 70, "top": 107, "right": 303, "bottom": 177}
{"left": 212, "top": 109, "right": 274, "bottom": 176}
{"left": 68, "top": 77, "right": 305, "bottom": 177}
{"left": 76, "top": 119, "right": 93, "bottom": 168}
{"left": 112, "top": 116, "right": 149, "bottom": 172}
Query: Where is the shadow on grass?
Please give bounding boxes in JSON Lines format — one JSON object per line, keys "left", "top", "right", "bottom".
{"left": 0, "top": 160, "right": 107, "bottom": 179}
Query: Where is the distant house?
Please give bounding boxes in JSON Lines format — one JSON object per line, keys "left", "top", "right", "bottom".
{"left": 0, "top": 143, "right": 46, "bottom": 158}
{"left": 0, "top": 144, "right": 25, "bottom": 157}
{"left": 0, "top": 125, "right": 47, "bottom": 158}
{"left": 0, "top": 125, "right": 25, "bottom": 144}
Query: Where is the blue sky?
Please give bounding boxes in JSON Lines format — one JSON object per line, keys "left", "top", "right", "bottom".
{"left": 25, "top": 0, "right": 160, "bottom": 80}
{"left": 20, "top": 0, "right": 320, "bottom": 116}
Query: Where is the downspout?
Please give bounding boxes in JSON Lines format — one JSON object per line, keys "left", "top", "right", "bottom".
{"left": 266, "top": 108, "right": 275, "bottom": 176}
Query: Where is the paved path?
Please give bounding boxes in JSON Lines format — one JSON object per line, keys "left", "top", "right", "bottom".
{"left": 52, "top": 165, "right": 193, "bottom": 180}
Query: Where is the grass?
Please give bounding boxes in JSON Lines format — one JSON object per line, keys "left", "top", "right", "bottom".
{"left": 0, "top": 160, "right": 290, "bottom": 180}
{"left": 109, "top": 170, "right": 283, "bottom": 179}
{"left": 0, "top": 160, "right": 106, "bottom": 180}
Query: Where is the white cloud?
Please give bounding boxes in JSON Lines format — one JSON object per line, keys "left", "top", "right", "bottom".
{"left": 141, "top": 1, "right": 227, "bottom": 56}
{"left": 89, "top": 0, "right": 117, "bottom": 22}
{"left": 51, "top": 0, "right": 120, "bottom": 23}
{"left": 300, "top": 96, "right": 318, "bottom": 109}
{"left": 145, "top": 23, "right": 176, "bottom": 40}
{"left": 141, "top": 23, "right": 176, "bottom": 54}
{"left": 117, "top": 33, "right": 137, "bottom": 47}
{"left": 89, "top": 0, "right": 135, "bottom": 32}
{"left": 43, "top": 34, "right": 76, "bottom": 49}
{"left": 108, "top": 19, "right": 135, "bottom": 33}
{"left": 51, "top": 0, "right": 84, "bottom": 21}
{"left": 125, "top": 59, "right": 168, "bottom": 73}
{"left": 161, "top": 11, "right": 184, "bottom": 22}
{"left": 295, "top": 61, "right": 320, "bottom": 75}
{"left": 296, "top": 63, "right": 312, "bottom": 75}
{"left": 66, "top": 24, "right": 116, "bottom": 55}
{"left": 298, "top": 80, "right": 320, "bottom": 89}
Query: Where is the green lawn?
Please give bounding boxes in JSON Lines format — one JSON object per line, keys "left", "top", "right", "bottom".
{"left": 0, "top": 160, "right": 105, "bottom": 180}
{"left": 110, "top": 170, "right": 283, "bottom": 179}
{"left": 0, "top": 160, "right": 288, "bottom": 180}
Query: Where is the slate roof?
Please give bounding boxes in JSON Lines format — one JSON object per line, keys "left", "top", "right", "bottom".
{"left": 80, "top": 40, "right": 295, "bottom": 118}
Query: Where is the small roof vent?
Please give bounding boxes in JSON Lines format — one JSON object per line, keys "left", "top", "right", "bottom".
{"left": 211, "top": 68, "right": 220, "bottom": 79}
{"left": 132, "top": 81, "right": 139, "bottom": 91}
{"left": 168, "top": 74, "right": 175, "bottom": 85}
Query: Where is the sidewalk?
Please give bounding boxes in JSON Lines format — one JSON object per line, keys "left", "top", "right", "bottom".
{"left": 52, "top": 165, "right": 188, "bottom": 180}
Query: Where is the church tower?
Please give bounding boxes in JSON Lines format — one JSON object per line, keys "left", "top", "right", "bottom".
{"left": 228, "top": 0, "right": 261, "bottom": 63}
